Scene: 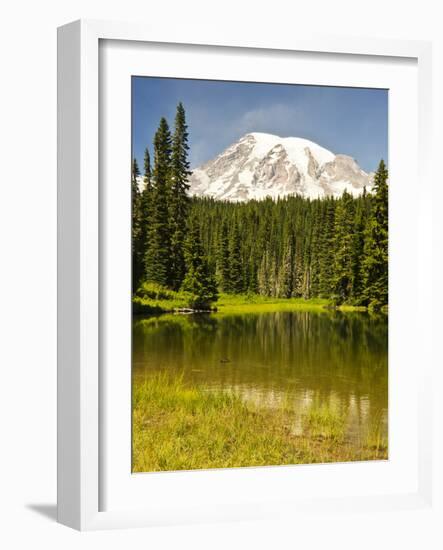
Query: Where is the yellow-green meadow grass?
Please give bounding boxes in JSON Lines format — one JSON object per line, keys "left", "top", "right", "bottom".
{"left": 132, "top": 373, "right": 387, "bottom": 472}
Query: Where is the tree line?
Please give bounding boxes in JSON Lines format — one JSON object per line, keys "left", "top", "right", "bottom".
{"left": 132, "top": 103, "right": 388, "bottom": 310}
{"left": 132, "top": 103, "right": 218, "bottom": 308}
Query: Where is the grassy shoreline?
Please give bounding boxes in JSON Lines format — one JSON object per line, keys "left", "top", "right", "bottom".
{"left": 132, "top": 374, "right": 387, "bottom": 473}
{"left": 133, "top": 289, "right": 369, "bottom": 316}
{"left": 215, "top": 294, "right": 368, "bottom": 314}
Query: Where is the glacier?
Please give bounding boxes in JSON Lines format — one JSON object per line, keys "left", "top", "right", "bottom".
{"left": 187, "top": 132, "right": 373, "bottom": 202}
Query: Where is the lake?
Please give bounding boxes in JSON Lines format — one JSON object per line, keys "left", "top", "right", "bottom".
{"left": 132, "top": 309, "right": 388, "bottom": 448}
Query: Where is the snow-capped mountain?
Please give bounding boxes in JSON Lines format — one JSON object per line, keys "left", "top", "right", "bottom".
{"left": 188, "top": 132, "right": 372, "bottom": 202}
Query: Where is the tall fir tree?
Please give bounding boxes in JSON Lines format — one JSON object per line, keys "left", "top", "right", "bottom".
{"left": 350, "top": 190, "right": 368, "bottom": 303}
{"left": 245, "top": 254, "right": 258, "bottom": 294}
{"left": 144, "top": 147, "right": 151, "bottom": 179}
{"left": 138, "top": 148, "right": 152, "bottom": 282}
{"left": 169, "top": 103, "right": 192, "bottom": 290}
{"left": 302, "top": 224, "right": 313, "bottom": 299}
{"left": 181, "top": 217, "right": 218, "bottom": 308}
{"left": 229, "top": 220, "right": 244, "bottom": 293}
{"left": 318, "top": 199, "right": 336, "bottom": 298}
{"left": 144, "top": 117, "right": 172, "bottom": 287}
{"left": 332, "top": 190, "right": 355, "bottom": 303}
{"left": 278, "top": 228, "right": 295, "bottom": 298}
{"left": 131, "top": 158, "right": 142, "bottom": 291}
{"left": 292, "top": 236, "right": 304, "bottom": 298}
{"left": 257, "top": 248, "right": 272, "bottom": 296}
{"left": 361, "top": 160, "right": 389, "bottom": 309}
{"left": 309, "top": 206, "right": 322, "bottom": 297}
{"left": 216, "top": 220, "right": 231, "bottom": 292}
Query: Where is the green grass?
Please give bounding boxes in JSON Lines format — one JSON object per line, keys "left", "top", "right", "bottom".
{"left": 303, "top": 405, "right": 347, "bottom": 443}
{"left": 364, "top": 412, "right": 388, "bottom": 453}
{"left": 133, "top": 295, "right": 190, "bottom": 315}
{"left": 216, "top": 293, "right": 368, "bottom": 314}
{"left": 132, "top": 373, "right": 388, "bottom": 472}
{"left": 133, "top": 282, "right": 196, "bottom": 315}
{"left": 133, "top": 285, "right": 367, "bottom": 315}
{"left": 216, "top": 293, "right": 332, "bottom": 314}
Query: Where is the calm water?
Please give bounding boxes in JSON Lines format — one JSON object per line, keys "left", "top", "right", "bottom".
{"left": 133, "top": 310, "right": 388, "bottom": 444}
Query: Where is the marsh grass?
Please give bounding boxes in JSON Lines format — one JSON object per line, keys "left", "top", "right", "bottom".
{"left": 132, "top": 373, "right": 388, "bottom": 473}
{"left": 303, "top": 405, "right": 347, "bottom": 443}
{"left": 364, "top": 412, "right": 388, "bottom": 454}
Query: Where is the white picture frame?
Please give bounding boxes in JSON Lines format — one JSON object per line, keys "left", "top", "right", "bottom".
{"left": 57, "top": 19, "right": 434, "bottom": 531}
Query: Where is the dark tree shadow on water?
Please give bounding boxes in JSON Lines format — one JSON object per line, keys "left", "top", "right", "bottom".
{"left": 26, "top": 503, "right": 57, "bottom": 522}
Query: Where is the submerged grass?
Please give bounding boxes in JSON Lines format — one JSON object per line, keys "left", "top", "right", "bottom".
{"left": 132, "top": 373, "right": 388, "bottom": 473}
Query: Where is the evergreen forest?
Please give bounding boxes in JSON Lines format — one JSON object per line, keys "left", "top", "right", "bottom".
{"left": 132, "top": 103, "right": 388, "bottom": 311}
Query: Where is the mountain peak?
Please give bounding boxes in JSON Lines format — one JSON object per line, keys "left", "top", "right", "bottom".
{"left": 188, "top": 133, "right": 371, "bottom": 202}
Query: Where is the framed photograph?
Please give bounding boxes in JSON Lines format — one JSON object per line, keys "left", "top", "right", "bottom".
{"left": 57, "top": 20, "right": 433, "bottom": 530}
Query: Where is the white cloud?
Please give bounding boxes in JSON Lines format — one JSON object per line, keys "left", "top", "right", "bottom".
{"left": 232, "top": 103, "right": 305, "bottom": 137}
{"left": 188, "top": 102, "right": 308, "bottom": 168}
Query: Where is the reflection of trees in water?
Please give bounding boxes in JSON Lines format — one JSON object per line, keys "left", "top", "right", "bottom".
{"left": 133, "top": 311, "right": 388, "bottom": 416}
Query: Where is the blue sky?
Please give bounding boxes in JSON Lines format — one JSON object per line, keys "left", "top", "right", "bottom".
{"left": 132, "top": 77, "right": 388, "bottom": 173}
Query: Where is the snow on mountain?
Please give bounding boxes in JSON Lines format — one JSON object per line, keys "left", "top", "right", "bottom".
{"left": 187, "top": 132, "right": 372, "bottom": 202}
